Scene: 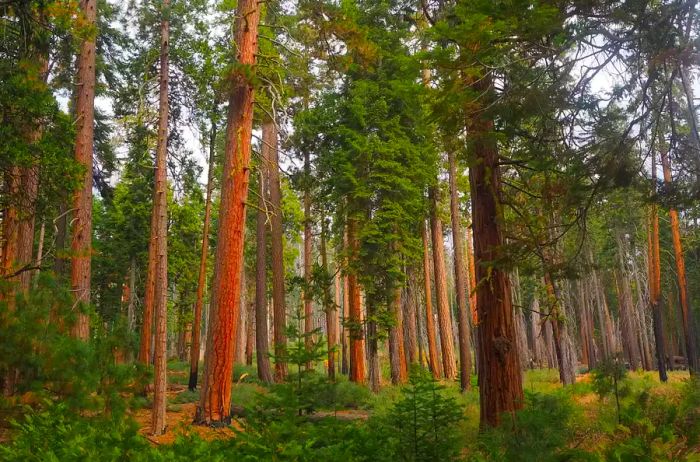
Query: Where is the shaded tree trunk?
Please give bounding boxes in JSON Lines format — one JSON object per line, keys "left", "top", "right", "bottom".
{"left": 265, "top": 120, "right": 287, "bottom": 382}
{"left": 421, "top": 220, "right": 441, "bottom": 378}
{"left": 388, "top": 284, "right": 408, "bottom": 385}
{"left": 660, "top": 141, "right": 698, "bottom": 373}
{"left": 70, "top": 0, "right": 97, "bottom": 340}
{"left": 150, "top": 2, "right": 170, "bottom": 434}
{"left": 447, "top": 150, "right": 472, "bottom": 390}
{"left": 467, "top": 76, "right": 523, "bottom": 426}
{"left": 403, "top": 266, "right": 419, "bottom": 366}
{"left": 320, "top": 220, "right": 337, "bottom": 380}
{"left": 254, "top": 161, "right": 273, "bottom": 383}
{"left": 429, "top": 185, "right": 457, "bottom": 380}
{"left": 347, "top": 219, "right": 365, "bottom": 383}
{"left": 196, "top": 0, "right": 260, "bottom": 425}
{"left": 648, "top": 150, "right": 668, "bottom": 382}
{"left": 303, "top": 149, "right": 313, "bottom": 370}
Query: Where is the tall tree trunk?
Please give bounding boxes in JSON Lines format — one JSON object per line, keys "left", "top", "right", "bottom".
{"left": 236, "top": 269, "right": 248, "bottom": 364}
{"left": 265, "top": 120, "right": 287, "bottom": 381}
{"left": 188, "top": 107, "right": 217, "bottom": 391}
{"left": 648, "top": 150, "right": 668, "bottom": 382}
{"left": 128, "top": 257, "right": 137, "bottom": 331}
{"left": 388, "top": 284, "right": 408, "bottom": 384}
{"left": 466, "top": 227, "right": 478, "bottom": 325}
{"left": 196, "top": 0, "right": 260, "bottom": 424}
{"left": 320, "top": 220, "right": 337, "bottom": 380}
{"left": 467, "top": 76, "right": 523, "bottom": 427}
{"left": 347, "top": 218, "right": 365, "bottom": 383}
{"left": 303, "top": 149, "right": 313, "bottom": 370}
{"left": 447, "top": 151, "right": 472, "bottom": 390}
{"left": 150, "top": 1, "right": 170, "bottom": 434}
{"left": 342, "top": 271, "right": 350, "bottom": 375}
{"left": 660, "top": 139, "right": 698, "bottom": 372}
{"left": 403, "top": 266, "right": 419, "bottom": 366}
{"left": 429, "top": 186, "right": 457, "bottom": 380}
{"left": 70, "top": 0, "right": 97, "bottom": 340}
{"left": 254, "top": 162, "right": 273, "bottom": 383}
{"left": 543, "top": 275, "right": 576, "bottom": 385}
{"left": 421, "top": 220, "right": 441, "bottom": 378}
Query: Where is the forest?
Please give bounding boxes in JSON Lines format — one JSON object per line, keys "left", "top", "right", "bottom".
{"left": 1, "top": 0, "right": 700, "bottom": 460}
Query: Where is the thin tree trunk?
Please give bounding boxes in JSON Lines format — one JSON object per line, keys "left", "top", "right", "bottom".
{"left": 429, "top": 186, "right": 457, "bottom": 380}
{"left": 303, "top": 149, "right": 313, "bottom": 369}
{"left": 150, "top": 1, "right": 170, "bottom": 434}
{"left": 467, "top": 75, "right": 523, "bottom": 426}
{"left": 128, "top": 257, "right": 136, "bottom": 331}
{"left": 447, "top": 151, "right": 472, "bottom": 390}
{"left": 320, "top": 220, "right": 337, "bottom": 380}
{"left": 70, "top": 0, "right": 97, "bottom": 340}
{"left": 265, "top": 120, "right": 287, "bottom": 381}
{"left": 236, "top": 269, "right": 247, "bottom": 364}
{"left": 254, "top": 163, "right": 273, "bottom": 383}
{"left": 648, "top": 150, "right": 668, "bottom": 382}
{"left": 188, "top": 107, "right": 217, "bottom": 391}
{"left": 196, "top": 0, "right": 260, "bottom": 424}
{"left": 660, "top": 139, "right": 698, "bottom": 372}
{"left": 421, "top": 220, "right": 441, "bottom": 378}
{"left": 404, "top": 266, "right": 419, "bottom": 366}
{"left": 342, "top": 271, "right": 350, "bottom": 375}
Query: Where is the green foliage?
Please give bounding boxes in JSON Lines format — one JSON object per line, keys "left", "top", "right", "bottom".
{"left": 381, "top": 366, "right": 464, "bottom": 462}
{"left": 592, "top": 357, "right": 630, "bottom": 424}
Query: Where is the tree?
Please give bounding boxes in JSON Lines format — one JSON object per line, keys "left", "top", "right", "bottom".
{"left": 196, "top": 0, "right": 260, "bottom": 425}
{"left": 70, "top": 0, "right": 97, "bottom": 340}
{"left": 447, "top": 149, "right": 472, "bottom": 391}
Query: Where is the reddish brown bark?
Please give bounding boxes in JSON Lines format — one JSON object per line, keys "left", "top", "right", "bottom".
{"left": 467, "top": 77, "right": 523, "bottom": 427}
{"left": 150, "top": 2, "right": 170, "bottom": 434}
{"left": 347, "top": 218, "right": 365, "bottom": 383}
{"left": 388, "top": 286, "right": 408, "bottom": 384}
{"left": 421, "top": 220, "right": 441, "bottom": 378}
{"left": 265, "top": 121, "right": 287, "bottom": 381}
{"left": 70, "top": 0, "right": 97, "bottom": 340}
{"left": 660, "top": 143, "right": 698, "bottom": 372}
{"left": 189, "top": 109, "right": 217, "bottom": 391}
{"left": 648, "top": 150, "right": 668, "bottom": 382}
{"left": 447, "top": 150, "right": 472, "bottom": 391}
{"left": 196, "top": 0, "right": 260, "bottom": 424}
{"left": 429, "top": 186, "right": 457, "bottom": 380}
{"left": 466, "top": 227, "right": 478, "bottom": 324}
{"left": 403, "top": 267, "right": 419, "bottom": 365}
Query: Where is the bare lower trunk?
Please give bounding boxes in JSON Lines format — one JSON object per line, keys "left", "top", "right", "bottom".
{"left": 189, "top": 106, "right": 217, "bottom": 391}
{"left": 254, "top": 164, "right": 273, "bottom": 383}
{"left": 421, "top": 221, "right": 441, "bottom": 378}
{"left": 70, "top": 0, "right": 97, "bottom": 340}
{"left": 197, "top": 0, "right": 260, "bottom": 424}
{"left": 348, "top": 219, "right": 365, "bottom": 383}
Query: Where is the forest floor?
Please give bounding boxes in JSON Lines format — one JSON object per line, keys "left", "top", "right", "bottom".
{"left": 132, "top": 360, "right": 692, "bottom": 447}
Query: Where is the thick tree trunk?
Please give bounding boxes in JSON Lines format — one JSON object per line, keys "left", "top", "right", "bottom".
{"left": 196, "top": 0, "right": 260, "bottom": 424}
{"left": 188, "top": 109, "right": 217, "bottom": 391}
{"left": 264, "top": 121, "right": 287, "bottom": 381}
{"left": 467, "top": 77, "right": 523, "bottom": 426}
{"left": 421, "top": 220, "right": 441, "bottom": 378}
{"left": 660, "top": 142, "right": 698, "bottom": 372}
{"left": 648, "top": 151, "right": 668, "bottom": 382}
{"left": 150, "top": 2, "right": 170, "bottom": 434}
{"left": 70, "top": 0, "right": 97, "bottom": 340}
{"left": 347, "top": 219, "right": 365, "bottom": 383}
{"left": 429, "top": 185, "right": 457, "bottom": 380}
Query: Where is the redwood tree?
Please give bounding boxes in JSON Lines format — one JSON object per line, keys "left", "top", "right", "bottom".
{"left": 70, "top": 0, "right": 97, "bottom": 340}
{"left": 196, "top": 0, "right": 260, "bottom": 424}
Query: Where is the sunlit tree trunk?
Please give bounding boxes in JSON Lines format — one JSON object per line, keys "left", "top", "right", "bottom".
{"left": 196, "top": 0, "right": 260, "bottom": 424}
{"left": 70, "top": 0, "right": 98, "bottom": 340}
{"left": 467, "top": 76, "right": 523, "bottom": 427}
{"left": 188, "top": 108, "right": 217, "bottom": 391}
{"left": 660, "top": 139, "right": 698, "bottom": 373}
